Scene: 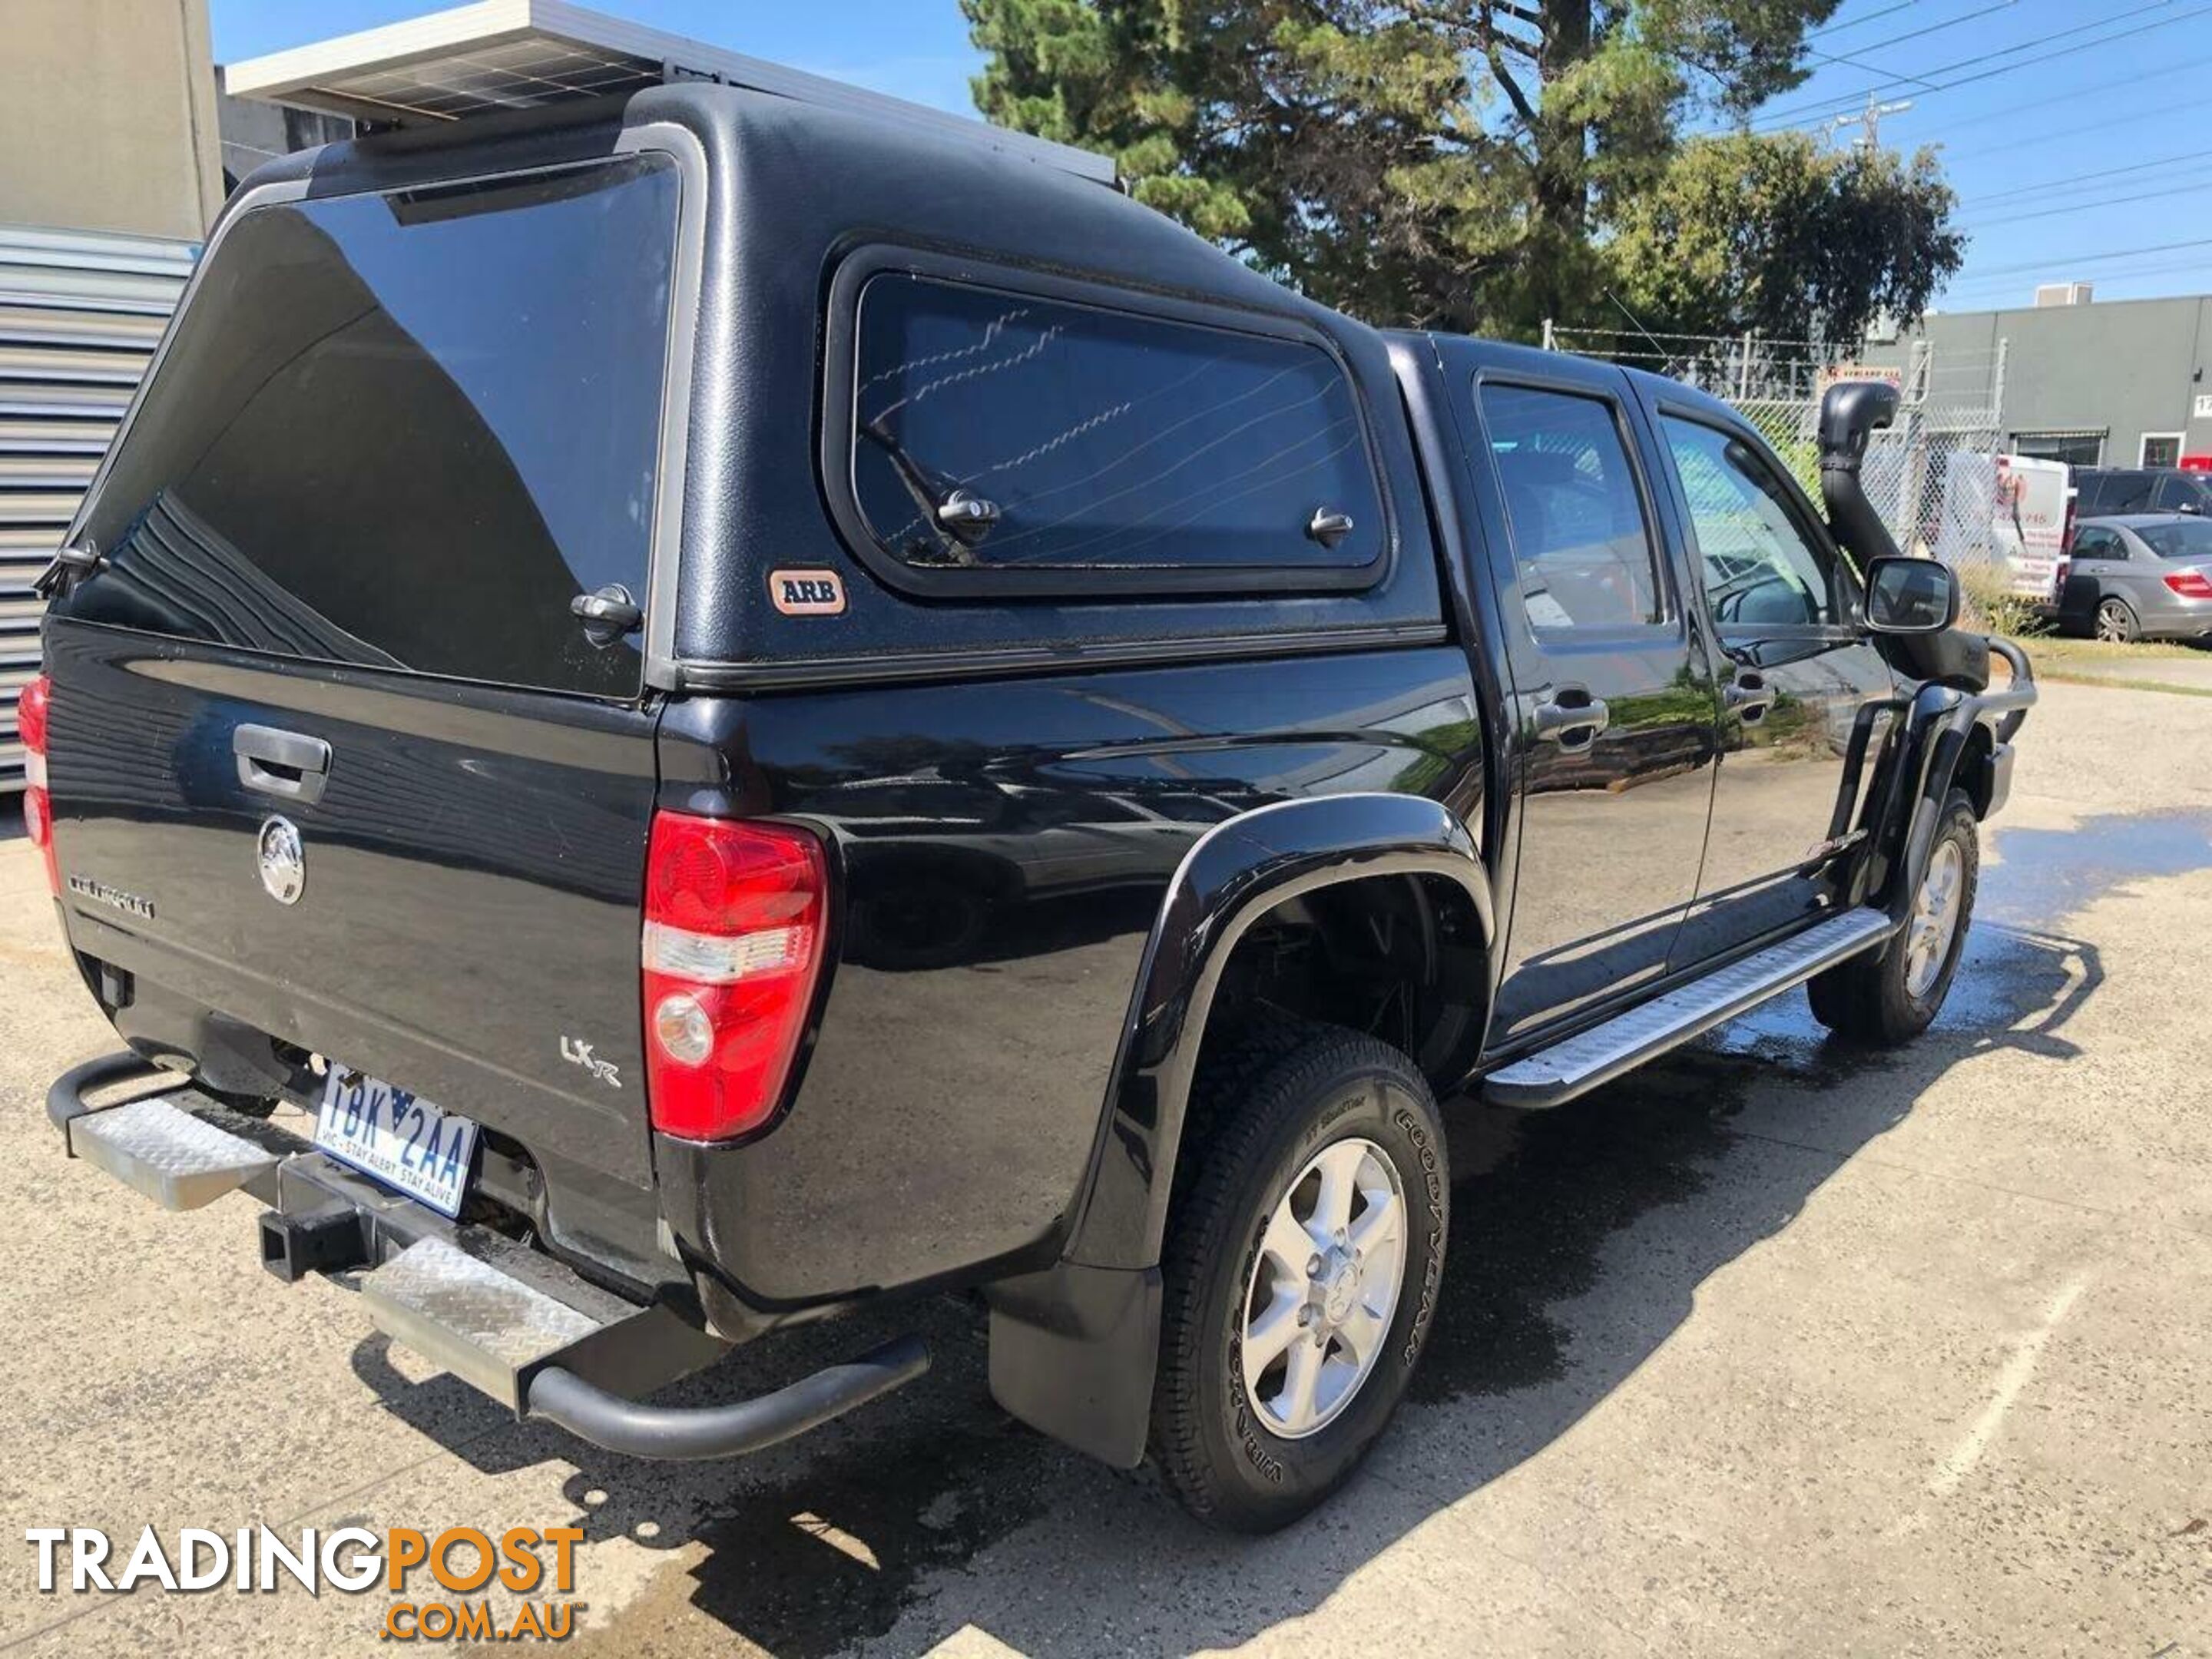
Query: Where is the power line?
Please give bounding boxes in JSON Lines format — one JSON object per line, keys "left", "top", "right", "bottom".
{"left": 1946, "top": 89, "right": 2203, "bottom": 162}
{"left": 1940, "top": 258, "right": 2212, "bottom": 302}
{"left": 1757, "top": 0, "right": 2204, "bottom": 131}
{"left": 1926, "top": 51, "right": 2212, "bottom": 144}
{"left": 1806, "top": 1, "right": 1922, "bottom": 42}
{"left": 1808, "top": 0, "right": 2018, "bottom": 62}
{"left": 1960, "top": 147, "right": 2212, "bottom": 207}
{"left": 1962, "top": 173, "right": 2212, "bottom": 230}
{"left": 1949, "top": 236, "right": 2212, "bottom": 282}
{"left": 1800, "top": 0, "right": 2021, "bottom": 91}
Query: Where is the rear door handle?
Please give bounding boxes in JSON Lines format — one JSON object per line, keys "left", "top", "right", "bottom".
{"left": 233, "top": 724, "right": 332, "bottom": 806}
{"left": 1530, "top": 689, "right": 1610, "bottom": 752}
{"left": 1724, "top": 672, "right": 1775, "bottom": 725}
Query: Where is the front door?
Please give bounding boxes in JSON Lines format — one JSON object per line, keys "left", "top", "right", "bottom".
{"left": 1445, "top": 350, "right": 1719, "bottom": 1048}
{"left": 1641, "top": 402, "right": 1897, "bottom": 963}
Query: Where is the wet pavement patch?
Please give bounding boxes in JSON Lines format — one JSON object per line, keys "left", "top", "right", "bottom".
{"left": 1415, "top": 1045, "right": 1773, "bottom": 1406}
{"left": 1978, "top": 808, "right": 2212, "bottom": 932}
{"left": 1408, "top": 807, "right": 2210, "bottom": 1419}
{"left": 672, "top": 1416, "right": 1066, "bottom": 1657}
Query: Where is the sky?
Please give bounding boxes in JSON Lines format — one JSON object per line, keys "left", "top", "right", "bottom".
{"left": 209, "top": 0, "right": 2212, "bottom": 318}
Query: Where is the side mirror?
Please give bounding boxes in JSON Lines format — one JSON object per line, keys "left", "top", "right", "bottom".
{"left": 1863, "top": 555, "right": 1960, "bottom": 635}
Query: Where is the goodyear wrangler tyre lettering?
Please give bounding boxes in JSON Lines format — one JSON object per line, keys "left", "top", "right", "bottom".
{"left": 1150, "top": 1021, "right": 1448, "bottom": 1532}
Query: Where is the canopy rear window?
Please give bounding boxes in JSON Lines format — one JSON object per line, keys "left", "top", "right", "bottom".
{"left": 66, "top": 154, "right": 679, "bottom": 698}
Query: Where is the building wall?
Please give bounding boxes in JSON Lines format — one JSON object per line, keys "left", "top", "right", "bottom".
{"left": 1881, "top": 296, "right": 2212, "bottom": 469}
{"left": 216, "top": 93, "right": 353, "bottom": 197}
{"left": 0, "top": 0, "right": 223, "bottom": 241}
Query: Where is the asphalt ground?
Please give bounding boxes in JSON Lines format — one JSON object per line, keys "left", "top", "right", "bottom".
{"left": 0, "top": 674, "right": 2206, "bottom": 1656}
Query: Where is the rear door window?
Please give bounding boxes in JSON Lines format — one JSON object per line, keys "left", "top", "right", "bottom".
{"left": 842, "top": 271, "right": 1384, "bottom": 587}
{"left": 2137, "top": 518, "right": 2212, "bottom": 559}
{"left": 1477, "top": 383, "right": 1662, "bottom": 630}
{"left": 2152, "top": 472, "right": 2207, "bottom": 512}
{"left": 2071, "top": 526, "right": 2124, "bottom": 561}
{"left": 65, "top": 156, "right": 680, "bottom": 699}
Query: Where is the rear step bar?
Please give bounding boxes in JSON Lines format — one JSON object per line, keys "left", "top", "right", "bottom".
{"left": 48, "top": 1054, "right": 929, "bottom": 1458}
{"left": 1484, "top": 908, "right": 1894, "bottom": 1109}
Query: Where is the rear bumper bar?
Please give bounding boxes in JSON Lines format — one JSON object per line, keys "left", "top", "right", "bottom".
{"left": 48, "top": 1053, "right": 928, "bottom": 1461}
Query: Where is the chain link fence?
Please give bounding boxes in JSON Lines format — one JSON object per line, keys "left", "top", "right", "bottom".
{"left": 1543, "top": 326, "right": 2018, "bottom": 603}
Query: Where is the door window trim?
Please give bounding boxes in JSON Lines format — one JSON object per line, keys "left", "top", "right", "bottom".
{"left": 1651, "top": 400, "right": 1866, "bottom": 643}
{"left": 59, "top": 128, "right": 706, "bottom": 704}
{"left": 819, "top": 245, "right": 1396, "bottom": 601}
{"left": 1469, "top": 368, "right": 1684, "bottom": 649}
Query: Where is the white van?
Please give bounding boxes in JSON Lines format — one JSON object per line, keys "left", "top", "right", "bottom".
{"left": 1930, "top": 452, "right": 2071, "bottom": 600}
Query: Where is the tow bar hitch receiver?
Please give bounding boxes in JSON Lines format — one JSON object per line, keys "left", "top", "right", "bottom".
{"left": 48, "top": 1055, "right": 929, "bottom": 1459}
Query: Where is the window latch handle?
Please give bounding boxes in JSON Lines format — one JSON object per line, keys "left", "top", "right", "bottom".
{"left": 1306, "top": 507, "right": 1355, "bottom": 549}
{"left": 936, "top": 489, "right": 1002, "bottom": 545}
{"left": 571, "top": 584, "right": 642, "bottom": 648}
{"left": 35, "top": 541, "right": 104, "bottom": 599}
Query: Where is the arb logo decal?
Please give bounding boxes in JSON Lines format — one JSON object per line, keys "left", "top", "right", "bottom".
{"left": 769, "top": 569, "right": 846, "bottom": 615}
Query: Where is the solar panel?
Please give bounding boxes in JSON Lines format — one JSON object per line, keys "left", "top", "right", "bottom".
{"left": 221, "top": 0, "right": 1118, "bottom": 184}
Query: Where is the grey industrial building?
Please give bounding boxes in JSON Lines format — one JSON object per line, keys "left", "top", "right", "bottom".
{"left": 1873, "top": 288, "right": 2212, "bottom": 471}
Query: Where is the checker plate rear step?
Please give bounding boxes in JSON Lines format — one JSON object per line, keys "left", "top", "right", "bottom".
{"left": 48, "top": 1054, "right": 932, "bottom": 1459}
{"left": 1485, "top": 908, "right": 1894, "bottom": 1109}
{"left": 68, "top": 1094, "right": 280, "bottom": 1210}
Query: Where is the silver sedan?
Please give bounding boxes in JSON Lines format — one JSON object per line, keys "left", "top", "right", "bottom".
{"left": 2061, "top": 513, "right": 2212, "bottom": 643}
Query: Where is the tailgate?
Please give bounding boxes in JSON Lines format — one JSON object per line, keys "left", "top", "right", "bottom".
{"left": 41, "top": 151, "right": 684, "bottom": 1210}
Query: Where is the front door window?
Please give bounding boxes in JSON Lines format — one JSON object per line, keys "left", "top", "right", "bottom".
{"left": 1661, "top": 419, "right": 1844, "bottom": 628}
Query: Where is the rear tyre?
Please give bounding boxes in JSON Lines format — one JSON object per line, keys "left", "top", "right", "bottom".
{"left": 2095, "top": 596, "right": 2140, "bottom": 644}
{"left": 1151, "top": 1021, "right": 1446, "bottom": 1532}
{"left": 1808, "top": 789, "right": 1979, "bottom": 1047}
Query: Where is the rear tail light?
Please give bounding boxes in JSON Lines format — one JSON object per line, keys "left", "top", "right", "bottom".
{"left": 2165, "top": 570, "right": 2212, "bottom": 600}
{"left": 2052, "top": 558, "right": 2070, "bottom": 603}
{"left": 18, "top": 674, "right": 58, "bottom": 896}
{"left": 641, "top": 810, "right": 828, "bottom": 1141}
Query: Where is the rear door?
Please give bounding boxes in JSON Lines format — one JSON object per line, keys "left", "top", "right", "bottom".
{"left": 1642, "top": 401, "right": 1896, "bottom": 960}
{"left": 44, "top": 153, "right": 686, "bottom": 1192}
{"left": 1441, "top": 345, "right": 1719, "bottom": 1046}
{"left": 2064, "top": 524, "right": 2130, "bottom": 624}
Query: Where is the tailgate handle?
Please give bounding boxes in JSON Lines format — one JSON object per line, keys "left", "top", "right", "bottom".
{"left": 233, "top": 725, "right": 332, "bottom": 805}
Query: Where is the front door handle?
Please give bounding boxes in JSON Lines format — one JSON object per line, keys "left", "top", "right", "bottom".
{"left": 233, "top": 724, "right": 332, "bottom": 806}
{"left": 1724, "top": 672, "right": 1776, "bottom": 725}
{"left": 1531, "top": 689, "right": 1611, "bottom": 753}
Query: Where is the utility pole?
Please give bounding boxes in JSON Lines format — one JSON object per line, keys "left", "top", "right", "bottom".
{"left": 1833, "top": 91, "right": 1913, "bottom": 151}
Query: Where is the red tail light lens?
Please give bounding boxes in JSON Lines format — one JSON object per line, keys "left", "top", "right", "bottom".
{"left": 2165, "top": 570, "right": 2212, "bottom": 600}
{"left": 641, "top": 811, "right": 828, "bottom": 1141}
{"left": 18, "top": 674, "right": 58, "bottom": 896}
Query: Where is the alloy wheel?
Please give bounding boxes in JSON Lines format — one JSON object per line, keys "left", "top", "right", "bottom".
{"left": 1239, "top": 1137, "right": 1407, "bottom": 1439}
{"left": 1903, "top": 838, "right": 1965, "bottom": 999}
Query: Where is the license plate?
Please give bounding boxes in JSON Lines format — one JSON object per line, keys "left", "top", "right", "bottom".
{"left": 313, "top": 1068, "right": 479, "bottom": 1218}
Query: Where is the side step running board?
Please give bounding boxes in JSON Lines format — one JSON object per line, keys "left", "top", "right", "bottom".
{"left": 1484, "top": 909, "right": 1894, "bottom": 1109}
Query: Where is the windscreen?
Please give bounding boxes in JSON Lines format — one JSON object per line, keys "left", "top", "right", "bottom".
{"left": 65, "top": 155, "right": 679, "bottom": 698}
